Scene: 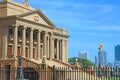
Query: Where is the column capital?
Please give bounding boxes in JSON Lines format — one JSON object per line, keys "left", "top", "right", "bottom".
{"left": 50, "top": 32, "right": 54, "bottom": 36}
{"left": 52, "top": 37, "right": 54, "bottom": 40}
{"left": 57, "top": 38, "right": 60, "bottom": 41}
{"left": 37, "top": 29, "right": 42, "bottom": 32}
{"left": 30, "top": 28, "right": 34, "bottom": 31}
{"left": 12, "top": 24, "right": 19, "bottom": 27}
{"left": 39, "top": 30, "right": 42, "bottom": 32}
{"left": 45, "top": 31, "right": 48, "bottom": 34}
{"left": 22, "top": 26, "right": 27, "bottom": 29}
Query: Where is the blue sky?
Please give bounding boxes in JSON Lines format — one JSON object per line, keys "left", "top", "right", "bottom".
{"left": 7, "top": 0, "right": 120, "bottom": 63}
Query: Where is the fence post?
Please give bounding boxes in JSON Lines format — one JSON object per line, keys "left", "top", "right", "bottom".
{"left": 53, "top": 65, "right": 56, "bottom": 80}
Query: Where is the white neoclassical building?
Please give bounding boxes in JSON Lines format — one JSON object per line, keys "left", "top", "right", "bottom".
{"left": 0, "top": 0, "right": 69, "bottom": 68}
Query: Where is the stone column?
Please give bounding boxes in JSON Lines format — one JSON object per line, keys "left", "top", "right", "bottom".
{"left": 43, "top": 32, "right": 47, "bottom": 57}
{"left": 48, "top": 37, "right": 50, "bottom": 59}
{"left": 65, "top": 40, "right": 68, "bottom": 62}
{"left": 29, "top": 28, "right": 34, "bottom": 59}
{"left": 46, "top": 35, "right": 49, "bottom": 59}
{"left": 21, "top": 27, "right": 26, "bottom": 57}
{"left": 13, "top": 24, "right": 18, "bottom": 57}
{"left": 49, "top": 33, "right": 54, "bottom": 60}
{"left": 41, "top": 45, "right": 43, "bottom": 59}
{"left": 1, "top": 27, "right": 8, "bottom": 59}
{"left": 62, "top": 40, "right": 65, "bottom": 62}
{"left": 37, "top": 30, "right": 41, "bottom": 59}
{"left": 57, "top": 39, "right": 59, "bottom": 60}
{"left": 59, "top": 40, "right": 62, "bottom": 61}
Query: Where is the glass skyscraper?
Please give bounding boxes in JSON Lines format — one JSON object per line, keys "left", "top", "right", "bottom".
{"left": 114, "top": 45, "right": 120, "bottom": 66}
{"left": 98, "top": 51, "right": 107, "bottom": 66}
{"left": 95, "top": 55, "right": 98, "bottom": 66}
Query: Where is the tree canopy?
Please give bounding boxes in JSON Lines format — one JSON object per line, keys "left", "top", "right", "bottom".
{"left": 68, "top": 57, "right": 96, "bottom": 68}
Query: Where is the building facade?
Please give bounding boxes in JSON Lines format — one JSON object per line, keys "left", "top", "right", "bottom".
{"left": 79, "top": 52, "right": 88, "bottom": 59}
{"left": 114, "top": 45, "right": 120, "bottom": 66}
{"left": 95, "top": 55, "right": 98, "bottom": 66}
{"left": 0, "top": 0, "right": 69, "bottom": 69}
{"left": 98, "top": 50, "right": 107, "bottom": 66}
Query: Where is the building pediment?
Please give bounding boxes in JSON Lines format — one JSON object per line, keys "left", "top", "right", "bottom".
{"left": 18, "top": 10, "right": 56, "bottom": 28}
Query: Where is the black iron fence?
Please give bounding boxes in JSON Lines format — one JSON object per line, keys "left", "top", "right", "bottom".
{"left": 0, "top": 66, "right": 120, "bottom": 80}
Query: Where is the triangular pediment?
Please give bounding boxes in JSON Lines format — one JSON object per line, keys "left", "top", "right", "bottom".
{"left": 18, "top": 10, "right": 56, "bottom": 27}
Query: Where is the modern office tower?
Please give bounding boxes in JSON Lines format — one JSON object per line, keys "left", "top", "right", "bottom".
{"left": 98, "top": 44, "right": 107, "bottom": 66}
{"left": 95, "top": 55, "right": 98, "bottom": 66}
{"left": 114, "top": 45, "right": 120, "bottom": 66}
{"left": 79, "top": 52, "right": 88, "bottom": 59}
{"left": 98, "top": 50, "right": 107, "bottom": 66}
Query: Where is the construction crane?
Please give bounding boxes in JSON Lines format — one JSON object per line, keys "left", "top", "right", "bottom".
{"left": 98, "top": 43, "right": 103, "bottom": 51}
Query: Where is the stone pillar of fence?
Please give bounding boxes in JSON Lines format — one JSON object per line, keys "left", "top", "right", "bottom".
{"left": 72, "top": 59, "right": 81, "bottom": 80}
{"left": 39, "top": 55, "right": 48, "bottom": 80}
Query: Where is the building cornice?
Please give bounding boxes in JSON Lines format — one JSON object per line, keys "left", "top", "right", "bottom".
{"left": 0, "top": 16, "right": 55, "bottom": 29}
{"left": 0, "top": 0, "right": 35, "bottom": 11}
{"left": 18, "top": 10, "right": 56, "bottom": 27}
{"left": 16, "top": 16, "right": 55, "bottom": 29}
{"left": 53, "top": 32, "right": 69, "bottom": 38}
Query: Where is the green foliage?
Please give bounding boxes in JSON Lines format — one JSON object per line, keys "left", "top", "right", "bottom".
{"left": 68, "top": 57, "right": 96, "bottom": 68}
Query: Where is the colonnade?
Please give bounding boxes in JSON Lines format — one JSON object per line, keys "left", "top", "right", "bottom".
{"left": 7, "top": 24, "right": 67, "bottom": 62}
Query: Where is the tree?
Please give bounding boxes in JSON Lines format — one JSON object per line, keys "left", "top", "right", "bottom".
{"left": 68, "top": 57, "right": 96, "bottom": 68}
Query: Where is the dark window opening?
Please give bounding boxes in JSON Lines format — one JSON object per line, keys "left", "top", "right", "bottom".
{"left": 41, "top": 32, "right": 44, "bottom": 43}
{"left": 26, "top": 31, "right": 30, "bottom": 39}
{"left": 33, "top": 32, "right": 37, "bottom": 40}
{"left": 18, "top": 30, "right": 22, "bottom": 38}
{"left": 8, "top": 29, "right": 13, "bottom": 36}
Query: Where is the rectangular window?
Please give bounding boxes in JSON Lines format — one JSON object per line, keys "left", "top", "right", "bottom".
{"left": 8, "top": 45, "right": 12, "bottom": 55}
{"left": 25, "top": 48, "right": 28, "bottom": 58}
{"left": 18, "top": 30, "right": 22, "bottom": 38}
{"left": 8, "top": 29, "right": 13, "bottom": 36}
{"left": 26, "top": 31, "right": 30, "bottom": 39}
{"left": 41, "top": 32, "right": 44, "bottom": 43}
{"left": 17, "top": 47, "right": 20, "bottom": 56}
{"left": 33, "top": 32, "right": 37, "bottom": 40}
{"left": 33, "top": 48, "right": 35, "bottom": 59}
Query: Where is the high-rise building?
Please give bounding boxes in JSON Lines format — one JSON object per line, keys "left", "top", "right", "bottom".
{"left": 98, "top": 51, "right": 107, "bottom": 66}
{"left": 114, "top": 45, "right": 120, "bottom": 66}
{"left": 79, "top": 52, "right": 88, "bottom": 59}
{"left": 97, "top": 44, "right": 107, "bottom": 66}
{"left": 95, "top": 55, "right": 98, "bottom": 66}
